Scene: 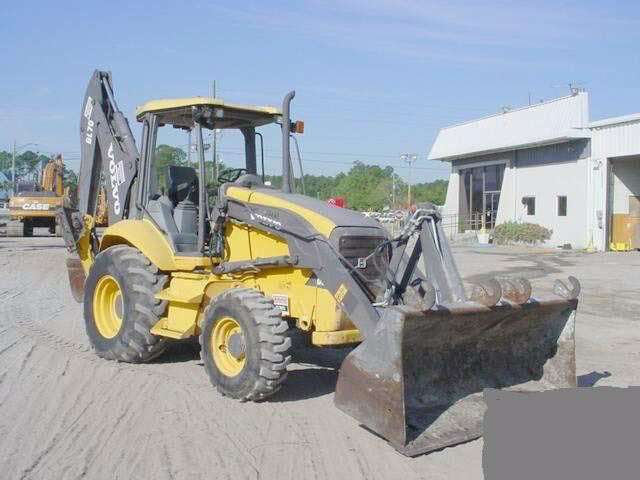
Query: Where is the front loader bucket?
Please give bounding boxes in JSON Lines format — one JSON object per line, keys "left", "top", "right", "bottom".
{"left": 334, "top": 298, "right": 577, "bottom": 456}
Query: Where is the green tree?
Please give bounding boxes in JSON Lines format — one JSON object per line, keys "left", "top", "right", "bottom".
{"left": 261, "top": 163, "right": 448, "bottom": 211}
{"left": 154, "top": 144, "right": 187, "bottom": 190}
{"left": 153, "top": 144, "right": 235, "bottom": 192}
{"left": 0, "top": 151, "right": 11, "bottom": 172}
{"left": 301, "top": 174, "right": 338, "bottom": 200}
{"left": 334, "top": 162, "right": 394, "bottom": 211}
{"left": 0, "top": 150, "right": 51, "bottom": 184}
{"left": 16, "top": 151, "right": 46, "bottom": 182}
{"left": 412, "top": 179, "right": 448, "bottom": 206}
{"left": 64, "top": 166, "right": 79, "bottom": 206}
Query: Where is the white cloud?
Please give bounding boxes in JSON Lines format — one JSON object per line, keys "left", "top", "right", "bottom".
{"left": 203, "top": 0, "right": 637, "bottom": 65}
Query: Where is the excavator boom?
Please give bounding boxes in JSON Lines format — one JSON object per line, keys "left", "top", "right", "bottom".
{"left": 40, "top": 154, "right": 64, "bottom": 195}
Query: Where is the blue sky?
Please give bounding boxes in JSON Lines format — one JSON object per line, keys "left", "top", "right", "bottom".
{"left": 1, "top": 0, "right": 639, "bottom": 182}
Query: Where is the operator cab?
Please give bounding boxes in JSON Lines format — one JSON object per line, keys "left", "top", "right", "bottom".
{"left": 135, "top": 96, "right": 303, "bottom": 255}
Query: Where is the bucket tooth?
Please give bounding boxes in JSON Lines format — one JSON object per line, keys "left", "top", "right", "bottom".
{"left": 497, "top": 277, "right": 532, "bottom": 304}
{"left": 468, "top": 278, "right": 501, "bottom": 306}
{"left": 404, "top": 279, "right": 436, "bottom": 311}
{"left": 553, "top": 276, "right": 581, "bottom": 299}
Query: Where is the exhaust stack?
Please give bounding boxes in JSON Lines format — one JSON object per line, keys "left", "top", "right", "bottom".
{"left": 281, "top": 91, "right": 295, "bottom": 193}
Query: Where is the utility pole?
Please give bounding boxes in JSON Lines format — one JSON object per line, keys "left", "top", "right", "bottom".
{"left": 187, "top": 130, "right": 192, "bottom": 165}
{"left": 12, "top": 141, "right": 16, "bottom": 196}
{"left": 391, "top": 173, "right": 396, "bottom": 209}
{"left": 212, "top": 80, "right": 218, "bottom": 183}
{"left": 400, "top": 153, "right": 418, "bottom": 207}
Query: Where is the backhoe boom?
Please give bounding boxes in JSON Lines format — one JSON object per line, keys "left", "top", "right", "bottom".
{"left": 78, "top": 70, "right": 138, "bottom": 225}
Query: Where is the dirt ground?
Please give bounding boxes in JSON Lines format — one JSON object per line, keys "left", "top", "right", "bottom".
{"left": 0, "top": 234, "right": 638, "bottom": 480}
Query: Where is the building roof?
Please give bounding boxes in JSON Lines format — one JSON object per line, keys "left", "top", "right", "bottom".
{"left": 136, "top": 97, "right": 282, "bottom": 129}
{"left": 589, "top": 112, "right": 640, "bottom": 129}
{"left": 428, "top": 92, "right": 591, "bottom": 161}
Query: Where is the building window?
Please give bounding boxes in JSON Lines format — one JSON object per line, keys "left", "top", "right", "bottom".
{"left": 460, "top": 163, "right": 505, "bottom": 231}
{"left": 522, "top": 196, "right": 535, "bottom": 215}
{"left": 557, "top": 196, "right": 567, "bottom": 216}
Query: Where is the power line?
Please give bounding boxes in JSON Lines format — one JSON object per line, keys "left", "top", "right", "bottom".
{"left": 34, "top": 143, "right": 450, "bottom": 174}
{"left": 51, "top": 146, "right": 440, "bottom": 163}
{"left": 216, "top": 144, "right": 432, "bottom": 161}
{"left": 217, "top": 87, "right": 491, "bottom": 113}
{"left": 215, "top": 148, "right": 446, "bottom": 171}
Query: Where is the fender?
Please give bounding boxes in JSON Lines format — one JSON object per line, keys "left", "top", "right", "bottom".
{"left": 100, "top": 219, "right": 212, "bottom": 271}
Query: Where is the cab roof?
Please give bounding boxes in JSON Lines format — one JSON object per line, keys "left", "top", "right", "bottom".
{"left": 135, "top": 97, "right": 282, "bottom": 129}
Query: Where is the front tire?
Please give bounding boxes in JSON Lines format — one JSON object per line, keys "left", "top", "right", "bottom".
{"left": 200, "top": 288, "right": 291, "bottom": 401}
{"left": 84, "top": 245, "right": 168, "bottom": 362}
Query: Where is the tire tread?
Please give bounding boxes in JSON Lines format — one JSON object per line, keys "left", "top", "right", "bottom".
{"left": 86, "top": 245, "right": 167, "bottom": 363}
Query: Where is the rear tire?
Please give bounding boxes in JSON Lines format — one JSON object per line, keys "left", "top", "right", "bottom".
{"left": 200, "top": 288, "right": 291, "bottom": 401}
{"left": 84, "top": 245, "right": 168, "bottom": 362}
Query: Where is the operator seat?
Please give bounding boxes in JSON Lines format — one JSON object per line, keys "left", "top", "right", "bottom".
{"left": 145, "top": 165, "right": 199, "bottom": 253}
{"left": 167, "top": 165, "right": 199, "bottom": 204}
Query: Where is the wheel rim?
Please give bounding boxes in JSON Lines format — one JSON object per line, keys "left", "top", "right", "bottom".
{"left": 211, "top": 316, "right": 246, "bottom": 377}
{"left": 93, "top": 275, "right": 124, "bottom": 339}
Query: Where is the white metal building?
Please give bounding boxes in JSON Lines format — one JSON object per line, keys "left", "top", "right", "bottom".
{"left": 590, "top": 113, "right": 640, "bottom": 250}
{"left": 429, "top": 91, "right": 640, "bottom": 250}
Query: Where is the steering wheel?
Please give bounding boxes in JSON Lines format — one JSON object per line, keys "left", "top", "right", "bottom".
{"left": 217, "top": 168, "right": 247, "bottom": 184}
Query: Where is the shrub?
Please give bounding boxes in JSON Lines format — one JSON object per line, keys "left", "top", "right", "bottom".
{"left": 492, "top": 221, "right": 552, "bottom": 245}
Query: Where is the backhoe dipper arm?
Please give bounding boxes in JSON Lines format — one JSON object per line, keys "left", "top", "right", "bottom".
{"left": 78, "top": 70, "right": 139, "bottom": 225}
{"left": 58, "top": 71, "right": 140, "bottom": 302}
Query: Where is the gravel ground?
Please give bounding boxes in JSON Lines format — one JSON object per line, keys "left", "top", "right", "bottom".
{"left": 0, "top": 233, "right": 638, "bottom": 479}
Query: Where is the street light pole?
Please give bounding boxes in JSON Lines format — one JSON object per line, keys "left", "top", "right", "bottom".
{"left": 12, "top": 141, "right": 16, "bottom": 196}
{"left": 400, "top": 153, "right": 418, "bottom": 207}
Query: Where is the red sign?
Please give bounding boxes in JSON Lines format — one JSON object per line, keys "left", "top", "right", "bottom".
{"left": 328, "top": 197, "right": 346, "bottom": 208}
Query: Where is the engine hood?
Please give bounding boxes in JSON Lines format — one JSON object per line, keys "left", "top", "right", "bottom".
{"left": 253, "top": 189, "right": 381, "bottom": 229}
{"left": 224, "top": 185, "right": 385, "bottom": 239}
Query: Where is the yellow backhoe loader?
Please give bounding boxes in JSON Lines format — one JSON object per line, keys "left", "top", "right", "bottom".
{"left": 7, "top": 154, "right": 67, "bottom": 236}
{"left": 59, "top": 71, "right": 580, "bottom": 455}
